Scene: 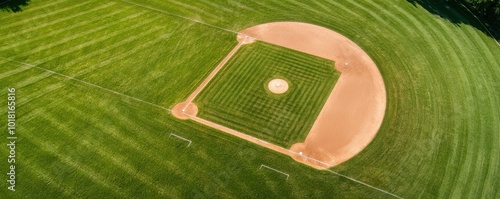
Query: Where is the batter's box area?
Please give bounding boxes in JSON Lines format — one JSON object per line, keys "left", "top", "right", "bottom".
{"left": 194, "top": 41, "right": 339, "bottom": 147}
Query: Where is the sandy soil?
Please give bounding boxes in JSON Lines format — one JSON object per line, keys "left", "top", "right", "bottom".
{"left": 268, "top": 79, "right": 289, "bottom": 94}
{"left": 240, "top": 22, "right": 386, "bottom": 167}
{"left": 172, "top": 102, "right": 198, "bottom": 120}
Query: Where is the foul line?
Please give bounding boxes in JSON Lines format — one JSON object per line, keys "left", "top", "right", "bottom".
{"left": 458, "top": 3, "right": 499, "bottom": 47}
{"left": 326, "top": 169, "right": 403, "bottom": 198}
{"left": 188, "top": 113, "right": 402, "bottom": 198}
{"left": 0, "top": 57, "right": 171, "bottom": 112}
{"left": 118, "top": 0, "right": 238, "bottom": 34}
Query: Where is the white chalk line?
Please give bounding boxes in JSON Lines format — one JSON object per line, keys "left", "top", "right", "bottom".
{"left": 458, "top": 3, "right": 499, "bottom": 47}
{"left": 169, "top": 133, "right": 192, "bottom": 146}
{"left": 119, "top": 0, "right": 238, "bottom": 34}
{"left": 260, "top": 164, "right": 289, "bottom": 180}
{"left": 0, "top": 57, "right": 171, "bottom": 112}
{"left": 326, "top": 169, "right": 403, "bottom": 198}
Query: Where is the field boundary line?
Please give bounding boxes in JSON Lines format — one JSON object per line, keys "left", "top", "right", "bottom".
{"left": 0, "top": 57, "right": 171, "bottom": 112}
{"left": 169, "top": 133, "right": 192, "bottom": 146}
{"left": 188, "top": 113, "right": 402, "bottom": 198}
{"left": 182, "top": 38, "right": 247, "bottom": 110}
{"left": 118, "top": 0, "right": 238, "bottom": 34}
{"left": 259, "top": 164, "right": 289, "bottom": 180}
{"left": 326, "top": 169, "right": 403, "bottom": 198}
{"left": 457, "top": 3, "right": 499, "bottom": 47}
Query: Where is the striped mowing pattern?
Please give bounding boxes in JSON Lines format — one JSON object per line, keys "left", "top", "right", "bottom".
{"left": 195, "top": 42, "right": 339, "bottom": 148}
{"left": 1, "top": 0, "right": 499, "bottom": 198}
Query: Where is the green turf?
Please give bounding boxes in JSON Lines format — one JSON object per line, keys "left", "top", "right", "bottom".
{"left": 0, "top": 0, "right": 499, "bottom": 198}
{"left": 194, "top": 41, "right": 338, "bottom": 148}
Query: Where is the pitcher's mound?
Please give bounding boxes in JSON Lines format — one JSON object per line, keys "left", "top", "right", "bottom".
{"left": 268, "top": 79, "right": 289, "bottom": 94}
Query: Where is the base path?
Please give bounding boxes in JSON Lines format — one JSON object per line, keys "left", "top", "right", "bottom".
{"left": 240, "top": 22, "right": 386, "bottom": 168}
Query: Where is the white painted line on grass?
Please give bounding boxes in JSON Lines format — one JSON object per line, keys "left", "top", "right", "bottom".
{"left": 458, "top": 3, "right": 499, "bottom": 47}
{"left": 0, "top": 57, "right": 171, "bottom": 112}
{"left": 119, "top": 0, "right": 238, "bottom": 34}
{"left": 326, "top": 169, "right": 403, "bottom": 199}
{"left": 259, "top": 164, "right": 289, "bottom": 180}
{"left": 169, "top": 133, "right": 192, "bottom": 146}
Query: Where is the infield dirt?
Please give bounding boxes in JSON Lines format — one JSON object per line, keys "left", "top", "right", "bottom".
{"left": 174, "top": 22, "right": 386, "bottom": 169}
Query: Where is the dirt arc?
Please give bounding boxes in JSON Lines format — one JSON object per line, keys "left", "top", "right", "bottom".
{"left": 240, "top": 22, "right": 387, "bottom": 168}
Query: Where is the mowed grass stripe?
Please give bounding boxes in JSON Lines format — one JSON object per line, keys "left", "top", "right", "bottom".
{"left": 0, "top": 0, "right": 76, "bottom": 21}
{"left": 18, "top": 12, "right": 151, "bottom": 65}
{"left": 59, "top": 22, "right": 169, "bottom": 72}
{"left": 0, "top": 68, "right": 68, "bottom": 107}
{"left": 364, "top": 1, "right": 416, "bottom": 38}
{"left": 0, "top": 6, "right": 129, "bottom": 51}
{"left": 60, "top": 106, "right": 188, "bottom": 181}
{"left": 12, "top": 71, "right": 53, "bottom": 89}
{"left": 16, "top": 82, "right": 66, "bottom": 107}
{"left": 353, "top": 2, "right": 499, "bottom": 198}
{"left": 40, "top": 111, "right": 170, "bottom": 196}
{"left": 60, "top": 33, "right": 168, "bottom": 79}
{"left": 21, "top": 128, "right": 128, "bottom": 198}
{"left": 460, "top": 27, "right": 500, "bottom": 198}
{"left": 35, "top": 14, "right": 163, "bottom": 65}
{"left": 446, "top": 22, "right": 498, "bottom": 197}
{"left": 424, "top": 14, "right": 487, "bottom": 198}
{"left": 368, "top": 3, "right": 461, "bottom": 196}
{"left": 0, "top": 1, "right": 97, "bottom": 31}
{"left": 13, "top": 79, "right": 189, "bottom": 197}
{"left": 22, "top": 161, "right": 75, "bottom": 197}
{"left": 7, "top": 9, "right": 146, "bottom": 62}
{"left": 433, "top": 17, "right": 498, "bottom": 198}
{"left": 76, "top": 31, "right": 172, "bottom": 79}
{"left": 56, "top": 97, "right": 190, "bottom": 181}
{"left": 0, "top": 2, "right": 119, "bottom": 43}
{"left": 0, "top": 63, "right": 32, "bottom": 80}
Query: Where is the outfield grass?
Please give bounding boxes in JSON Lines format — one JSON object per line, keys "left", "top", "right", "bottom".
{"left": 194, "top": 41, "right": 338, "bottom": 148}
{"left": 1, "top": 0, "right": 499, "bottom": 198}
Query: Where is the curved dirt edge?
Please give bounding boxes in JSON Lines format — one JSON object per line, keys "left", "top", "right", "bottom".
{"left": 240, "top": 22, "right": 386, "bottom": 167}
{"left": 172, "top": 102, "right": 198, "bottom": 120}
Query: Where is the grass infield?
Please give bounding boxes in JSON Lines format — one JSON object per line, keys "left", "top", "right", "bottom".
{"left": 195, "top": 41, "right": 339, "bottom": 148}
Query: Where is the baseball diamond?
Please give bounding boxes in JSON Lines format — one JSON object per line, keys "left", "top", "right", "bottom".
{"left": 0, "top": 0, "right": 498, "bottom": 198}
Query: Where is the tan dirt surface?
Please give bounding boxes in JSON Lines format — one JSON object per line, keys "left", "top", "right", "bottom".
{"left": 241, "top": 22, "right": 386, "bottom": 167}
{"left": 268, "top": 79, "right": 289, "bottom": 94}
{"left": 172, "top": 102, "right": 198, "bottom": 120}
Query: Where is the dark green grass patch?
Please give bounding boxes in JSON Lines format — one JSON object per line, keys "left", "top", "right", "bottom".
{"left": 194, "top": 41, "right": 339, "bottom": 147}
